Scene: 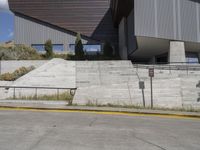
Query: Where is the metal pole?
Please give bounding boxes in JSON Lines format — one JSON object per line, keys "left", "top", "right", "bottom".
{"left": 35, "top": 88, "right": 37, "bottom": 100}
{"left": 142, "top": 89, "right": 145, "bottom": 107}
{"left": 150, "top": 77, "right": 153, "bottom": 109}
{"left": 57, "top": 89, "right": 59, "bottom": 100}
{"left": 13, "top": 88, "right": 16, "bottom": 99}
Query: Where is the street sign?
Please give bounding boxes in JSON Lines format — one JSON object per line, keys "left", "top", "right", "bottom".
{"left": 149, "top": 68, "right": 154, "bottom": 109}
{"left": 139, "top": 81, "right": 145, "bottom": 89}
{"left": 149, "top": 68, "right": 154, "bottom": 77}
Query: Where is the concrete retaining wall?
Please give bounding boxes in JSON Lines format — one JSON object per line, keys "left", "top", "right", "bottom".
{"left": 1, "top": 59, "right": 200, "bottom": 110}
{"left": 0, "top": 60, "right": 47, "bottom": 74}
{"left": 0, "top": 81, "right": 14, "bottom": 99}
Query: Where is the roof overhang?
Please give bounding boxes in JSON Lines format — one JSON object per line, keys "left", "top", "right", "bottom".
{"left": 110, "top": 0, "right": 133, "bottom": 26}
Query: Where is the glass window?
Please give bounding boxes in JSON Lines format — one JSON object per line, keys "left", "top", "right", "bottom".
{"left": 186, "top": 53, "right": 199, "bottom": 64}
{"left": 69, "top": 44, "right": 75, "bottom": 53}
{"left": 53, "top": 44, "right": 64, "bottom": 51}
{"left": 83, "top": 45, "right": 101, "bottom": 52}
{"left": 32, "top": 44, "right": 64, "bottom": 52}
{"left": 31, "top": 44, "right": 44, "bottom": 51}
{"left": 69, "top": 44, "right": 101, "bottom": 53}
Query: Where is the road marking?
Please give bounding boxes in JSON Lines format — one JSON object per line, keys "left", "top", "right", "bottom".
{"left": 0, "top": 107, "right": 199, "bottom": 120}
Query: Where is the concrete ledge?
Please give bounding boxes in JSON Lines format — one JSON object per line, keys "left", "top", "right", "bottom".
{"left": 0, "top": 100, "right": 200, "bottom": 119}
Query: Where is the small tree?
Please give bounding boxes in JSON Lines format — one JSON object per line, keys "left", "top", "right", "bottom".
{"left": 75, "top": 33, "right": 84, "bottom": 60}
{"left": 45, "top": 39, "right": 53, "bottom": 59}
{"left": 103, "top": 41, "right": 113, "bottom": 58}
{"left": 0, "top": 52, "right": 4, "bottom": 60}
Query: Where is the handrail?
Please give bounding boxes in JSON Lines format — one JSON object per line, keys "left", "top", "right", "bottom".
{"left": 131, "top": 61, "right": 200, "bottom": 65}
{"left": 0, "top": 85, "right": 77, "bottom": 90}
{"left": 133, "top": 63, "right": 200, "bottom": 71}
{"left": 0, "top": 86, "right": 77, "bottom": 101}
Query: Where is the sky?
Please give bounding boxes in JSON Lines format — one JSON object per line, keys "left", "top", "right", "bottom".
{"left": 0, "top": 0, "right": 14, "bottom": 43}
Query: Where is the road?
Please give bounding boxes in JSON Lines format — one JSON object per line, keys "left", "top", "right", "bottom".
{"left": 0, "top": 109, "right": 199, "bottom": 150}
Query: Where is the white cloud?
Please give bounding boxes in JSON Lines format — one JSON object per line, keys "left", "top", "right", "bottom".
{"left": 0, "top": 0, "right": 9, "bottom": 12}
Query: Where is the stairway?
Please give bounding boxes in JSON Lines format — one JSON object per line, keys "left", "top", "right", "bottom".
{"left": 6, "top": 59, "right": 76, "bottom": 98}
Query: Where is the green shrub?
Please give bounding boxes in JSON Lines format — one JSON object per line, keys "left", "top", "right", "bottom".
{"left": 0, "top": 66, "right": 35, "bottom": 81}
{"left": 103, "top": 41, "right": 113, "bottom": 57}
{"left": 0, "top": 45, "right": 42, "bottom": 60}
{"left": 44, "top": 39, "right": 53, "bottom": 59}
{"left": 75, "top": 33, "right": 84, "bottom": 60}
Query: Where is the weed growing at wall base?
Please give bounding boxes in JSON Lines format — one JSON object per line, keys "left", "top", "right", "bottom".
{"left": 8, "top": 92, "right": 73, "bottom": 102}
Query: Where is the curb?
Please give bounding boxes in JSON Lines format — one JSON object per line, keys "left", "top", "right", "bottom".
{"left": 0, "top": 105, "right": 200, "bottom": 119}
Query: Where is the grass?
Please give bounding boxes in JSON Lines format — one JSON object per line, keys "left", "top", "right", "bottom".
{"left": 0, "top": 45, "right": 42, "bottom": 60}
{"left": 9, "top": 92, "right": 73, "bottom": 103}
{"left": 0, "top": 44, "right": 121, "bottom": 61}
{"left": 73, "top": 101, "right": 200, "bottom": 113}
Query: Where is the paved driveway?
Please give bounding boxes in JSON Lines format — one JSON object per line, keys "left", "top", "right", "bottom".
{"left": 0, "top": 109, "right": 199, "bottom": 150}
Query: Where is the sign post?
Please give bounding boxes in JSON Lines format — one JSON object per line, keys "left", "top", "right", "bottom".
{"left": 139, "top": 81, "right": 145, "bottom": 107}
{"left": 149, "top": 68, "right": 154, "bottom": 109}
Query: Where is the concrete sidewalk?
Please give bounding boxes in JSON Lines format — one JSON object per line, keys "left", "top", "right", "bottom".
{"left": 0, "top": 100, "right": 200, "bottom": 118}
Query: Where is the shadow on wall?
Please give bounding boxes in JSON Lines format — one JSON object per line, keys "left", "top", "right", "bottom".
{"left": 91, "top": 9, "right": 118, "bottom": 48}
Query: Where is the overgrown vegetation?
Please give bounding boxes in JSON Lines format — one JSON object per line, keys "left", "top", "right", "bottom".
{"left": 11, "top": 92, "right": 73, "bottom": 102}
{"left": 80, "top": 101, "right": 200, "bottom": 112}
{"left": 44, "top": 39, "right": 54, "bottom": 59}
{"left": 0, "top": 40, "right": 120, "bottom": 60}
{"left": 0, "top": 66, "right": 35, "bottom": 81}
{"left": 0, "top": 45, "right": 42, "bottom": 60}
{"left": 75, "top": 33, "right": 85, "bottom": 60}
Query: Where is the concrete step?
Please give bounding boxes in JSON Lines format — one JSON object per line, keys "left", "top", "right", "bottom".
{"left": 5, "top": 59, "right": 76, "bottom": 98}
{"left": 12, "top": 58, "right": 76, "bottom": 88}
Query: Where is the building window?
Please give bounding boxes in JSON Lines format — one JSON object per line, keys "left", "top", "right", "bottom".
{"left": 32, "top": 44, "right": 44, "bottom": 51}
{"left": 186, "top": 52, "right": 199, "bottom": 64}
{"left": 53, "top": 44, "right": 64, "bottom": 51}
{"left": 32, "top": 44, "right": 64, "bottom": 52}
{"left": 69, "top": 44, "right": 101, "bottom": 54}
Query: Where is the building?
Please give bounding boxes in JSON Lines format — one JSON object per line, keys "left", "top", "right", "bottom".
{"left": 8, "top": 0, "right": 118, "bottom": 54}
{"left": 111, "top": 0, "right": 200, "bottom": 63}
{"left": 9, "top": 0, "right": 200, "bottom": 63}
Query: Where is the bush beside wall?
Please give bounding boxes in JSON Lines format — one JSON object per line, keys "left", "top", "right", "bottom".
{"left": 0, "top": 45, "right": 42, "bottom": 60}
{"left": 44, "top": 39, "right": 54, "bottom": 59}
{"left": 75, "top": 33, "right": 85, "bottom": 60}
{"left": 0, "top": 66, "right": 35, "bottom": 81}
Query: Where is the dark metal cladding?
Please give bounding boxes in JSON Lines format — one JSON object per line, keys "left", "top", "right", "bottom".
{"left": 8, "top": 0, "right": 118, "bottom": 45}
{"left": 110, "top": 0, "right": 133, "bottom": 26}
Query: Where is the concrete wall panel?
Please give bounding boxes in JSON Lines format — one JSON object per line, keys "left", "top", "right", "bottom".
{"left": 127, "top": 9, "right": 137, "bottom": 55}
{"left": 119, "top": 18, "right": 128, "bottom": 60}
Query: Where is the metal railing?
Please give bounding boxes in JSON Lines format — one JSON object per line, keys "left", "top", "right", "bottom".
{"left": 0, "top": 86, "right": 77, "bottom": 101}
{"left": 133, "top": 62, "right": 200, "bottom": 75}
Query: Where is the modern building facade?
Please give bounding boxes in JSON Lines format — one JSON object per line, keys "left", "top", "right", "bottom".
{"left": 8, "top": 0, "right": 118, "bottom": 54}
{"left": 111, "top": 0, "right": 200, "bottom": 63}
{"left": 9, "top": 0, "right": 200, "bottom": 63}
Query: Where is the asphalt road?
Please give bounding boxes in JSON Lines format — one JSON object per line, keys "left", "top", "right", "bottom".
{"left": 0, "top": 109, "right": 200, "bottom": 150}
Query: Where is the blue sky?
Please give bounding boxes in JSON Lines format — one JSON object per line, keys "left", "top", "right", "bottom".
{"left": 0, "top": 11, "right": 13, "bottom": 43}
